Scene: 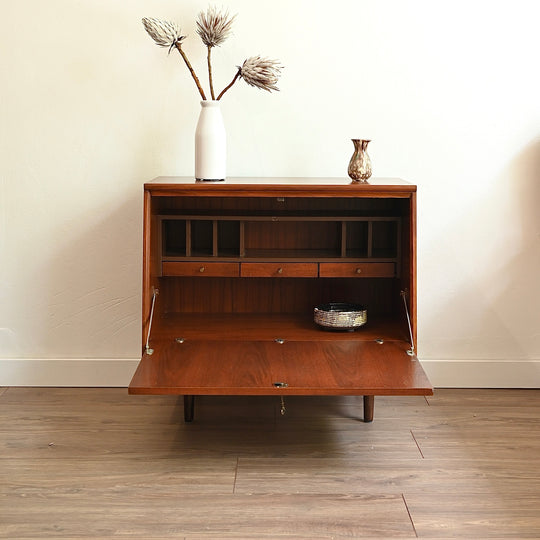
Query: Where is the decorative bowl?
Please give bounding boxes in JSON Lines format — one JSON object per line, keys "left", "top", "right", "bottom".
{"left": 314, "top": 302, "right": 367, "bottom": 331}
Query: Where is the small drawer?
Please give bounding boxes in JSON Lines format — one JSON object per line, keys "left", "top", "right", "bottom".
{"left": 162, "top": 262, "right": 240, "bottom": 277}
{"left": 240, "top": 263, "right": 319, "bottom": 278}
{"left": 319, "top": 262, "right": 396, "bottom": 278}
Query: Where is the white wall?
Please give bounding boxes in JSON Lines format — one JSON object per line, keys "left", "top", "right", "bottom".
{"left": 1, "top": 0, "right": 539, "bottom": 386}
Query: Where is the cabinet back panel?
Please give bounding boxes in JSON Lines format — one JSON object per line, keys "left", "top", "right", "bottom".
{"left": 159, "top": 277, "right": 397, "bottom": 316}
{"left": 244, "top": 221, "right": 340, "bottom": 252}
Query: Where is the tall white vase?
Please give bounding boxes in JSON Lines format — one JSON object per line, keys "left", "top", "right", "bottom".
{"left": 195, "top": 100, "right": 226, "bottom": 182}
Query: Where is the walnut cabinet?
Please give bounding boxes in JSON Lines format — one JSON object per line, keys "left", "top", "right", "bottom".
{"left": 128, "top": 177, "right": 433, "bottom": 421}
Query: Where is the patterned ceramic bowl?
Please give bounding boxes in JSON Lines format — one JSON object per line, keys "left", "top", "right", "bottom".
{"left": 314, "top": 302, "right": 367, "bottom": 330}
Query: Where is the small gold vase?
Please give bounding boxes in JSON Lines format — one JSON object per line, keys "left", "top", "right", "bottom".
{"left": 348, "top": 139, "right": 372, "bottom": 183}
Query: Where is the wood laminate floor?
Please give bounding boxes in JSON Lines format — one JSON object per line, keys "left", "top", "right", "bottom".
{"left": 1, "top": 387, "right": 539, "bottom": 539}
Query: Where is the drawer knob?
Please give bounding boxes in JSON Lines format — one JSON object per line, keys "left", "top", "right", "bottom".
{"left": 199, "top": 266, "right": 205, "bottom": 273}
{"left": 277, "top": 267, "right": 283, "bottom": 274}
{"left": 356, "top": 268, "right": 362, "bottom": 274}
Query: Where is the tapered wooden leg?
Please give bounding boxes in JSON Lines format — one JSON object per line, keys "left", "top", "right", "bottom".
{"left": 184, "top": 395, "right": 195, "bottom": 422}
{"left": 363, "top": 395, "right": 374, "bottom": 422}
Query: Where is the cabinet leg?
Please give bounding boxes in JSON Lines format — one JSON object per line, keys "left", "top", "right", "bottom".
{"left": 363, "top": 395, "right": 374, "bottom": 422}
{"left": 184, "top": 395, "right": 195, "bottom": 422}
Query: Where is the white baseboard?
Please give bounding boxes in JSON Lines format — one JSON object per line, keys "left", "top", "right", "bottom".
{"left": 0, "top": 358, "right": 139, "bottom": 387}
{"left": 420, "top": 359, "right": 540, "bottom": 388}
{"left": 0, "top": 358, "right": 539, "bottom": 388}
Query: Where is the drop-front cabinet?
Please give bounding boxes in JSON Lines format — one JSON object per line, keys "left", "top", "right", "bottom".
{"left": 129, "top": 177, "right": 433, "bottom": 422}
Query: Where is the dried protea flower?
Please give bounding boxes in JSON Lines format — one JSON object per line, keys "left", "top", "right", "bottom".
{"left": 142, "top": 17, "right": 206, "bottom": 100}
{"left": 196, "top": 6, "right": 236, "bottom": 99}
{"left": 239, "top": 56, "right": 282, "bottom": 92}
{"left": 196, "top": 6, "right": 236, "bottom": 48}
{"left": 217, "top": 56, "right": 283, "bottom": 100}
{"left": 142, "top": 17, "right": 185, "bottom": 51}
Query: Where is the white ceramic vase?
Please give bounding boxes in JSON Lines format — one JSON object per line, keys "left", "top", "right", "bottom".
{"left": 195, "top": 100, "right": 226, "bottom": 182}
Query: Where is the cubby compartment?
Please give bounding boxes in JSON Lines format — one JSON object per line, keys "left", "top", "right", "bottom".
{"left": 162, "top": 219, "right": 187, "bottom": 257}
{"left": 190, "top": 220, "right": 214, "bottom": 257}
{"left": 160, "top": 213, "right": 400, "bottom": 263}
{"left": 372, "top": 220, "right": 399, "bottom": 258}
{"left": 345, "top": 221, "right": 369, "bottom": 258}
{"left": 218, "top": 220, "right": 241, "bottom": 257}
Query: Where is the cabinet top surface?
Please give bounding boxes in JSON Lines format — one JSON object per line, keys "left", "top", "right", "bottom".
{"left": 145, "top": 177, "right": 416, "bottom": 196}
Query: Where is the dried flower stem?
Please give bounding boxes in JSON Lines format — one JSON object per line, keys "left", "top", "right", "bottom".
{"left": 175, "top": 42, "right": 207, "bottom": 100}
{"left": 217, "top": 69, "right": 241, "bottom": 100}
{"left": 207, "top": 47, "right": 215, "bottom": 100}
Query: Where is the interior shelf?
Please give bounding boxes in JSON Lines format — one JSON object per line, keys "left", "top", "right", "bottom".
{"left": 150, "top": 313, "right": 411, "bottom": 343}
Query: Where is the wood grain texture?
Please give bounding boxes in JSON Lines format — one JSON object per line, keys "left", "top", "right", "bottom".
{"left": 233, "top": 455, "right": 540, "bottom": 495}
{"left": 0, "top": 494, "right": 414, "bottom": 539}
{"left": 142, "top": 189, "right": 153, "bottom": 349}
{"left": 151, "top": 313, "right": 409, "bottom": 342}
{"left": 240, "top": 262, "right": 319, "bottom": 277}
{"left": 145, "top": 176, "right": 417, "bottom": 199}
{"left": 1, "top": 388, "right": 540, "bottom": 538}
{"left": 129, "top": 339, "right": 432, "bottom": 396}
{"left": 404, "top": 491, "right": 540, "bottom": 538}
{"left": 158, "top": 277, "right": 399, "bottom": 315}
{"left": 162, "top": 261, "right": 240, "bottom": 277}
{"left": 319, "top": 262, "right": 396, "bottom": 278}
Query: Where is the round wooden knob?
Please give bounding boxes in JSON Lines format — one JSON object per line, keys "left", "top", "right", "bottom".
{"left": 277, "top": 268, "right": 283, "bottom": 274}
{"left": 199, "top": 266, "right": 205, "bottom": 273}
{"left": 356, "top": 268, "right": 362, "bottom": 274}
